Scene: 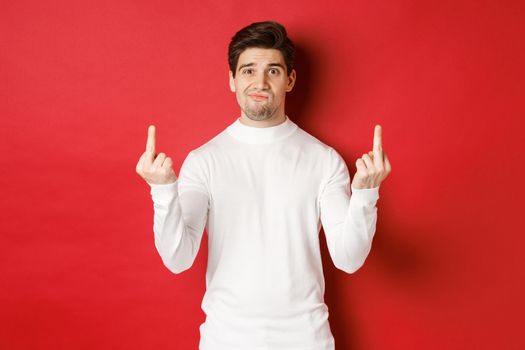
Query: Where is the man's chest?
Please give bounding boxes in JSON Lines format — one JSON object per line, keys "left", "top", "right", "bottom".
{"left": 208, "top": 147, "right": 325, "bottom": 210}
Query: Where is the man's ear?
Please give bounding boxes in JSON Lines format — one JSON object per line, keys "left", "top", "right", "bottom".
{"left": 286, "top": 69, "right": 296, "bottom": 92}
{"left": 229, "top": 71, "right": 236, "bottom": 92}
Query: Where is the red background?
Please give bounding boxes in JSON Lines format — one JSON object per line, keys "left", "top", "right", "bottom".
{"left": 1, "top": 0, "right": 524, "bottom": 349}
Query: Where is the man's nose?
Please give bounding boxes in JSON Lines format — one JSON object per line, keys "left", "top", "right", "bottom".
{"left": 253, "top": 72, "right": 269, "bottom": 89}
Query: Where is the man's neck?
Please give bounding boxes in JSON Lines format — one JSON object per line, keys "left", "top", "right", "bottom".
{"left": 239, "top": 111, "right": 286, "bottom": 128}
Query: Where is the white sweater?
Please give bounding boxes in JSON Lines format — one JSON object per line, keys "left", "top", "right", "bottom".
{"left": 148, "top": 115, "right": 380, "bottom": 350}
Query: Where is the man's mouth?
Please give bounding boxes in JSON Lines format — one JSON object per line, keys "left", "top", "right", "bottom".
{"left": 248, "top": 93, "right": 269, "bottom": 101}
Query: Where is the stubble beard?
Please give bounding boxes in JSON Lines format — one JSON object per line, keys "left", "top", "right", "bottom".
{"left": 242, "top": 96, "right": 278, "bottom": 121}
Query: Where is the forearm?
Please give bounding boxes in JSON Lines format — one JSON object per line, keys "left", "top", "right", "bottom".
{"left": 324, "top": 186, "right": 379, "bottom": 274}
{"left": 150, "top": 181, "right": 208, "bottom": 274}
{"left": 337, "top": 187, "right": 379, "bottom": 273}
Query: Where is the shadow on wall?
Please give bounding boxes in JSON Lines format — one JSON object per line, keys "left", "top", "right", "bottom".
{"left": 320, "top": 215, "right": 434, "bottom": 349}
{"left": 285, "top": 41, "right": 319, "bottom": 126}
{"left": 288, "top": 40, "right": 434, "bottom": 349}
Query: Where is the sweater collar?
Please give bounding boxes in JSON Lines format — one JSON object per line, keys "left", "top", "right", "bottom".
{"left": 226, "top": 115, "right": 298, "bottom": 144}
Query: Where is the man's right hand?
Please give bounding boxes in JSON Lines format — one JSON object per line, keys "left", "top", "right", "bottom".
{"left": 136, "top": 125, "right": 178, "bottom": 185}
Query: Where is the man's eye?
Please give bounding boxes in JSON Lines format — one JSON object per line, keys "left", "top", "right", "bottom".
{"left": 269, "top": 69, "right": 279, "bottom": 75}
{"left": 242, "top": 69, "right": 253, "bottom": 74}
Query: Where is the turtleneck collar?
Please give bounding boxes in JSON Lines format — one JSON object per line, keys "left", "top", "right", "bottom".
{"left": 226, "top": 115, "right": 298, "bottom": 144}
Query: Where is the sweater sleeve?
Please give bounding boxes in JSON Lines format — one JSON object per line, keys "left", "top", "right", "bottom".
{"left": 319, "top": 147, "right": 380, "bottom": 274}
{"left": 148, "top": 151, "right": 210, "bottom": 274}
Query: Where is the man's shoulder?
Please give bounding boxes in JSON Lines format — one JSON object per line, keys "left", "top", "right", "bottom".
{"left": 293, "top": 126, "right": 350, "bottom": 171}
{"left": 293, "top": 125, "right": 335, "bottom": 154}
{"left": 185, "top": 128, "right": 229, "bottom": 158}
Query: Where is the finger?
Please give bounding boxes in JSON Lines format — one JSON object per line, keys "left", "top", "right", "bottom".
{"left": 153, "top": 152, "right": 166, "bottom": 168}
{"left": 384, "top": 152, "right": 392, "bottom": 172}
{"left": 361, "top": 154, "right": 375, "bottom": 170}
{"left": 355, "top": 159, "right": 368, "bottom": 174}
{"left": 373, "top": 125, "right": 384, "bottom": 168}
{"left": 373, "top": 125, "right": 383, "bottom": 153}
{"left": 369, "top": 149, "right": 384, "bottom": 169}
{"left": 146, "top": 125, "right": 156, "bottom": 155}
{"left": 162, "top": 156, "right": 173, "bottom": 168}
{"left": 136, "top": 152, "right": 146, "bottom": 173}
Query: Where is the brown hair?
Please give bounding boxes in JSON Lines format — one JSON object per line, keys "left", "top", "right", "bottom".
{"left": 228, "top": 21, "right": 295, "bottom": 78}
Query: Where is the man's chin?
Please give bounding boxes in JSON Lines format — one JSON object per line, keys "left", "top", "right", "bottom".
{"left": 246, "top": 114, "right": 268, "bottom": 121}
{"left": 245, "top": 111, "right": 273, "bottom": 121}
{"left": 242, "top": 106, "right": 268, "bottom": 119}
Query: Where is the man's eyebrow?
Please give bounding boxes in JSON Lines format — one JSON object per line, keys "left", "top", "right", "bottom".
{"left": 268, "top": 63, "right": 285, "bottom": 69}
{"left": 237, "top": 62, "right": 286, "bottom": 71}
{"left": 237, "top": 63, "right": 255, "bottom": 71}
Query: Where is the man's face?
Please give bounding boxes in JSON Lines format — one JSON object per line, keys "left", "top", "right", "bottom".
{"left": 229, "top": 47, "right": 296, "bottom": 121}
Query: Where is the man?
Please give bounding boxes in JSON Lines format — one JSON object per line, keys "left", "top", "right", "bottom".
{"left": 136, "top": 21, "right": 391, "bottom": 350}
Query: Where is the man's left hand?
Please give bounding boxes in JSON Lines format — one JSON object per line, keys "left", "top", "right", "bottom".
{"left": 351, "top": 124, "right": 392, "bottom": 190}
